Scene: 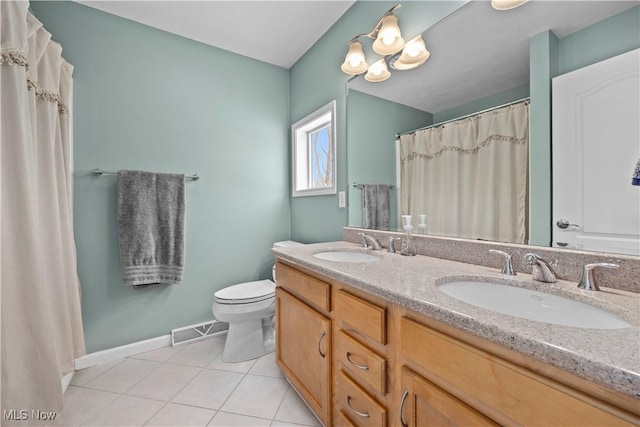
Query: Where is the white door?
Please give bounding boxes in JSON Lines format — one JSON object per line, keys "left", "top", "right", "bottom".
{"left": 552, "top": 49, "right": 640, "bottom": 255}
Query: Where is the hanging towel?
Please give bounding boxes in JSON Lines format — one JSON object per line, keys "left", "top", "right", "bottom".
{"left": 362, "top": 184, "right": 391, "bottom": 230}
{"left": 632, "top": 157, "right": 640, "bottom": 186}
{"left": 117, "top": 170, "right": 185, "bottom": 287}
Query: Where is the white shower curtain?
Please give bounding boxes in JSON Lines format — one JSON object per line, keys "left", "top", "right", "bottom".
{"left": 399, "top": 102, "right": 529, "bottom": 244}
{"left": 1, "top": 1, "right": 85, "bottom": 423}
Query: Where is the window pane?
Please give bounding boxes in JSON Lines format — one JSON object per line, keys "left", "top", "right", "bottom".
{"left": 309, "top": 125, "right": 332, "bottom": 189}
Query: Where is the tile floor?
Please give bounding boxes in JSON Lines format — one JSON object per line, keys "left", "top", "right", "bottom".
{"left": 57, "top": 336, "right": 321, "bottom": 427}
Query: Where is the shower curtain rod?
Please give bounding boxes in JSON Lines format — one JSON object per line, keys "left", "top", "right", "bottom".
{"left": 395, "top": 97, "right": 530, "bottom": 139}
{"left": 92, "top": 168, "right": 200, "bottom": 181}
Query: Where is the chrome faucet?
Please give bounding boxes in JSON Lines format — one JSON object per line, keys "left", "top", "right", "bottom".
{"left": 578, "top": 263, "right": 619, "bottom": 291}
{"left": 525, "top": 253, "right": 557, "bottom": 283}
{"left": 357, "top": 232, "right": 383, "bottom": 250}
{"left": 489, "top": 250, "right": 516, "bottom": 275}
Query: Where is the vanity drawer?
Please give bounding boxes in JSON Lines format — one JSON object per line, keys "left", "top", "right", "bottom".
{"left": 336, "top": 331, "right": 387, "bottom": 395}
{"left": 335, "top": 290, "right": 386, "bottom": 344}
{"left": 400, "top": 317, "right": 635, "bottom": 426}
{"left": 276, "top": 262, "right": 330, "bottom": 312}
{"left": 336, "top": 371, "right": 387, "bottom": 427}
{"left": 336, "top": 411, "right": 358, "bottom": 427}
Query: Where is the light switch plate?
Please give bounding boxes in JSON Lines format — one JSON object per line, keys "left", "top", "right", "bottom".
{"left": 338, "top": 191, "right": 346, "bottom": 208}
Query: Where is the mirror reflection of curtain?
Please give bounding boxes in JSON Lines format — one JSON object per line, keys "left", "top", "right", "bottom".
{"left": 399, "top": 102, "right": 529, "bottom": 244}
{"left": 1, "top": 1, "right": 85, "bottom": 422}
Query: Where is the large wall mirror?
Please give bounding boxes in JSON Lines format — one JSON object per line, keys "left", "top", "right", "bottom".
{"left": 346, "top": 0, "right": 639, "bottom": 255}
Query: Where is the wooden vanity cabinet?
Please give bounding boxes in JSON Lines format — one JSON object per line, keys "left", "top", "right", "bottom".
{"left": 399, "top": 314, "right": 640, "bottom": 426}
{"left": 400, "top": 367, "right": 498, "bottom": 427}
{"left": 275, "top": 262, "right": 332, "bottom": 426}
{"left": 274, "top": 260, "right": 640, "bottom": 427}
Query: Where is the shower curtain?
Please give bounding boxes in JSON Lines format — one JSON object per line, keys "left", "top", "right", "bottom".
{"left": 1, "top": 1, "right": 85, "bottom": 423}
{"left": 399, "top": 101, "right": 529, "bottom": 244}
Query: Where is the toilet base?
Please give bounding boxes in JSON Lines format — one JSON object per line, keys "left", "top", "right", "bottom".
{"left": 222, "top": 316, "right": 275, "bottom": 363}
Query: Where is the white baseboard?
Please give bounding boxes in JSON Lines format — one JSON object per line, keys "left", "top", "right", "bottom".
{"left": 75, "top": 334, "right": 172, "bottom": 370}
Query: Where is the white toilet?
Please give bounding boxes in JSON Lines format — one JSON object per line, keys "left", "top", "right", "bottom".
{"left": 212, "top": 240, "right": 303, "bottom": 362}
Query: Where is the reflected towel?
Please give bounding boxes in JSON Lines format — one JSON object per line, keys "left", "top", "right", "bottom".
{"left": 362, "top": 184, "right": 391, "bottom": 230}
{"left": 632, "top": 157, "right": 640, "bottom": 186}
{"left": 117, "top": 170, "right": 185, "bottom": 287}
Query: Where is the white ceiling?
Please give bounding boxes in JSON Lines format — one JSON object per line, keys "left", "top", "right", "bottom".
{"left": 349, "top": 1, "right": 639, "bottom": 113}
{"left": 76, "top": 0, "right": 356, "bottom": 69}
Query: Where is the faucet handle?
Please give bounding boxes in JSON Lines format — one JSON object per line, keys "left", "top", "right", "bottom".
{"left": 387, "top": 237, "right": 401, "bottom": 253}
{"left": 489, "top": 250, "right": 516, "bottom": 276}
{"left": 578, "top": 263, "right": 619, "bottom": 291}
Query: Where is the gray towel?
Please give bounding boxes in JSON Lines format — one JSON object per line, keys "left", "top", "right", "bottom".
{"left": 362, "top": 184, "right": 391, "bottom": 230}
{"left": 117, "top": 170, "right": 185, "bottom": 287}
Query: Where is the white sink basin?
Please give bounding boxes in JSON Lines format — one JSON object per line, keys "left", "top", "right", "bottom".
{"left": 438, "top": 281, "right": 631, "bottom": 329}
{"left": 312, "top": 250, "right": 380, "bottom": 263}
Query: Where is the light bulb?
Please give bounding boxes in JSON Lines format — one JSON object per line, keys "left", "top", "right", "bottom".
{"left": 372, "top": 14, "right": 404, "bottom": 55}
{"left": 364, "top": 58, "right": 390, "bottom": 82}
{"left": 370, "top": 62, "right": 383, "bottom": 75}
{"left": 348, "top": 55, "right": 361, "bottom": 67}
{"left": 406, "top": 42, "right": 420, "bottom": 57}
{"left": 381, "top": 29, "right": 396, "bottom": 46}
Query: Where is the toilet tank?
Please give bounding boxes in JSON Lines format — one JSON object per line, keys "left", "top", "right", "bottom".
{"left": 272, "top": 241, "right": 304, "bottom": 281}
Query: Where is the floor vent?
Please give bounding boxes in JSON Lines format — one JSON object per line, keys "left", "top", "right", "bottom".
{"left": 171, "top": 320, "right": 228, "bottom": 346}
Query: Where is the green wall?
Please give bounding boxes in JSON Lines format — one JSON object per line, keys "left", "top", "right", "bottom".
{"left": 433, "top": 84, "right": 530, "bottom": 124}
{"left": 289, "top": 1, "right": 465, "bottom": 243}
{"left": 28, "top": 1, "right": 638, "bottom": 353}
{"left": 528, "top": 30, "right": 559, "bottom": 247}
{"left": 558, "top": 5, "right": 640, "bottom": 75}
{"left": 31, "top": 1, "right": 291, "bottom": 352}
{"left": 347, "top": 90, "right": 432, "bottom": 230}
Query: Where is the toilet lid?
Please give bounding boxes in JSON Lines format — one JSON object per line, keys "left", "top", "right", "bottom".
{"left": 214, "top": 280, "right": 275, "bottom": 304}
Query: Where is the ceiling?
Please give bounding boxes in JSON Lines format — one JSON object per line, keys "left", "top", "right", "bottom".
{"left": 76, "top": 0, "right": 356, "bottom": 69}
{"left": 349, "top": 1, "right": 639, "bottom": 113}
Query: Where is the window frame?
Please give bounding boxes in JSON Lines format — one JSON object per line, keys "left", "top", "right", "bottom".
{"left": 291, "top": 100, "right": 337, "bottom": 197}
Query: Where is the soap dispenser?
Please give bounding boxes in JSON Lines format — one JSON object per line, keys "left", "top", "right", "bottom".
{"left": 400, "top": 215, "right": 416, "bottom": 256}
{"left": 418, "top": 214, "right": 428, "bottom": 234}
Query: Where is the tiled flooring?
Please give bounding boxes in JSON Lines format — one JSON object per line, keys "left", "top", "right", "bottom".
{"left": 57, "top": 336, "right": 320, "bottom": 427}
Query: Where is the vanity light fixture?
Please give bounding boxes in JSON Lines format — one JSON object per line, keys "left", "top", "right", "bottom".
{"left": 341, "top": 4, "right": 430, "bottom": 83}
{"left": 491, "top": 0, "right": 529, "bottom": 11}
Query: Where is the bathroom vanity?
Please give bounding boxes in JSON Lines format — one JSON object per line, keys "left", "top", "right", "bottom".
{"left": 272, "top": 238, "right": 640, "bottom": 427}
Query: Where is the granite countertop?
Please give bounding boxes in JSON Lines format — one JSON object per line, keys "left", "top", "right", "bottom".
{"left": 272, "top": 241, "right": 640, "bottom": 399}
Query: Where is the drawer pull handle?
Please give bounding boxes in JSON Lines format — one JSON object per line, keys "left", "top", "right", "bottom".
{"left": 346, "top": 352, "right": 369, "bottom": 371}
{"left": 346, "top": 396, "right": 369, "bottom": 418}
{"left": 318, "top": 331, "right": 326, "bottom": 358}
{"left": 399, "top": 389, "right": 409, "bottom": 427}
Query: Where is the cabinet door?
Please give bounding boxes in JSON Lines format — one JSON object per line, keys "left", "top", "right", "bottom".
{"left": 400, "top": 368, "right": 498, "bottom": 427}
{"left": 276, "top": 287, "right": 331, "bottom": 426}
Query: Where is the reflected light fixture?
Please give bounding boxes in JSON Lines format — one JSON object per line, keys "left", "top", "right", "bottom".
{"left": 341, "top": 4, "right": 429, "bottom": 83}
{"left": 491, "top": 0, "right": 529, "bottom": 10}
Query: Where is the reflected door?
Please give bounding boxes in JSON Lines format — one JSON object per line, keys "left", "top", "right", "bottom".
{"left": 552, "top": 49, "right": 640, "bottom": 255}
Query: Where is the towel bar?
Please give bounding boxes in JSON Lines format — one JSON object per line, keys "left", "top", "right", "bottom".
{"left": 353, "top": 183, "right": 395, "bottom": 189}
{"left": 92, "top": 168, "right": 200, "bottom": 181}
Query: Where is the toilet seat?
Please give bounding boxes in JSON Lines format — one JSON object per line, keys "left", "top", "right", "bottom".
{"left": 214, "top": 279, "right": 275, "bottom": 305}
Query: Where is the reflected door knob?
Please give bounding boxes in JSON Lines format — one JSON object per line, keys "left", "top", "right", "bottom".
{"left": 556, "top": 219, "right": 580, "bottom": 229}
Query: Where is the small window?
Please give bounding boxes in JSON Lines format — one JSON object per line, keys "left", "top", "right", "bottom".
{"left": 292, "top": 100, "right": 337, "bottom": 197}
